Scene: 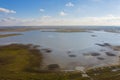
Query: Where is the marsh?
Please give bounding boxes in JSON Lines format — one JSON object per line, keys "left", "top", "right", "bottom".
{"left": 0, "top": 29, "right": 120, "bottom": 70}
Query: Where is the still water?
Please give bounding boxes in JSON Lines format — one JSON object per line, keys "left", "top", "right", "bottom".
{"left": 0, "top": 30, "right": 120, "bottom": 70}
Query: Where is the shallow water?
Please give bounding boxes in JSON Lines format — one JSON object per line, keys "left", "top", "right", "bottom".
{"left": 0, "top": 30, "right": 120, "bottom": 70}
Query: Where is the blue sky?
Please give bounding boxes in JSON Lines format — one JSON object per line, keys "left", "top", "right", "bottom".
{"left": 0, "top": 0, "right": 120, "bottom": 26}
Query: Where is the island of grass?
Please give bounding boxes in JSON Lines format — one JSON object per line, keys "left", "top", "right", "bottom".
{"left": 0, "top": 27, "right": 39, "bottom": 32}
{"left": 42, "top": 29, "right": 89, "bottom": 32}
{"left": 55, "top": 29, "right": 89, "bottom": 32}
{"left": 0, "top": 33, "right": 22, "bottom": 38}
{"left": 0, "top": 44, "right": 120, "bottom": 80}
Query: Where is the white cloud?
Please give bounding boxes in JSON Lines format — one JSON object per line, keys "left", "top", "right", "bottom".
{"left": 60, "top": 11, "right": 67, "bottom": 16}
{"left": 0, "top": 8, "right": 16, "bottom": 13}
{"left": 40, "top": 9, "right": 44, "bottom": 12}
{"left": 65, "top": 2, "right": 74, "bottom": 7}
{"left": 10, "top": 10, "right": 16, "bottom": 13}
{"left": 1, "top": 15, "right": 120, "bottom": 26}
{"left": 42, "top": 16, "right": 51, "bottom": 19}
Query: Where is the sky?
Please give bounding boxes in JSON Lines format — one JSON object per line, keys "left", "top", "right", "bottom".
{"left": 1, "top": 0, "right": 120, "bottom": 26}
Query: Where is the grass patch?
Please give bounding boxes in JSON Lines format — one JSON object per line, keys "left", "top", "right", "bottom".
{"left": 0, "top": 34, "right": 22, "bottom": 38}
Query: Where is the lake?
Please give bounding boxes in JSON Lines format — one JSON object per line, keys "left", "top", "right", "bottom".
{"left": 0, "top": 30, "right": 120, "bottom": 70}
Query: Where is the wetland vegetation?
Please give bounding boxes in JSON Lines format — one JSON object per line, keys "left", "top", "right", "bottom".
{"left": 0, "top": 44, "right": 120, "bottom": 80}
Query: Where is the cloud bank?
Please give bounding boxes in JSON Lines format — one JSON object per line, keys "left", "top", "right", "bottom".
{"left": 1, "top": 15, "right": 120, "bottom": 26}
